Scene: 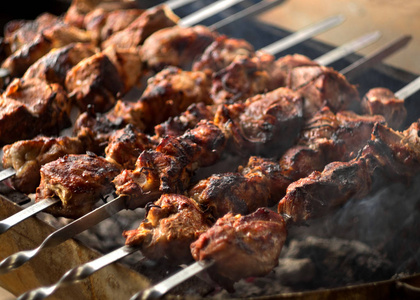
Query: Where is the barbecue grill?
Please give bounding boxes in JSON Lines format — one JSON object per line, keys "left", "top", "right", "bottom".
{"left": 1, "top": 0, "right": 420, "bottom": 299}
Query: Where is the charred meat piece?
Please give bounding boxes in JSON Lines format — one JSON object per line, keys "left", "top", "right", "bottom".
{"left": 102, "top": 5, "right": 179, "bottom": 50}
{"left": 84, "top": 8, "right": 144, "bottom": 44}
{"left": 361, "top": 87, "right": 407, "bottom": 129}
{"left": 101, "top": 45, "right": 143, "bottom": 93}
{"left": 135, "top": 66, "right": 213, "bottom": 132}
{"left": 210, "top": 52, "right": 278, "bottom": 105}
{"left": 141, "top": 25, "right": 217, "bottom": 72}
{"left": 286, "top": 65, "right": 360, "bottom": 117}
{"left": 2, "top": 22, "right": 93, "bottom": 78}
{"left": 190, "top": 208, "right": 287, "bottom": 289}
{"left": 192, "top": 35, "right": 255, "bottom": 77}
{"left": 214, "top": 87, "right": 303, "bottom": 157}
{"left": 123, "top": 194, "right": 212, "bottom": 264}
{"left": 35, "top": 153, "right": 121, "bottom": 218}
{"left": 0, "top": 78, "right": 71, "bottom": 145}
{"left": 2, "top": 136, "right": 85, "bottom": 193}
{"left": 278, "top": 120, "right": 420, "bottom": 224}
{"left": 3, "top": 12, "right": 59, "bottom": 54}
{"left": 65, "top": 52, "right": 124, "bottom": 112}
{"left": 23, "top": 42, "right": 97, "bottom": 85}
{"left": 154, "top": 102, "right": 215, "bottom": 138}
{"left": 105, "top": 124, "right": 155, "bottom": 170}
{"left": 113, "top": 120, "right": 226, "bottom": 209}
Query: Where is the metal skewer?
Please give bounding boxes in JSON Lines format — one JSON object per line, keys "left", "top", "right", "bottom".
{"left": 17, "top": 245, "right": 141, "bottom": 300}
{"left": 0, "top": 195, "right": 126, "bottom": 274}
{"left": 14, "top": 36, "right": 403, "bottom": 299}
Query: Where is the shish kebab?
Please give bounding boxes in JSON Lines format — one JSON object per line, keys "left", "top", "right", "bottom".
{"left": 0, "top": 30, "right": 388, "bottom": 241}
{"left": 0, "top": 11, "right": 358, "bottom": 216}
{"left": 0, "top": 0, "right": 263, "bottom": 145}
{"left": 0, "top": 41, "right": 412, "bottom": 279}
{"left": 19, "top": 74, "right": 420, "bottom": 300}
{"left": 130, "top": 77, "right": 420, "bottom": 299}
{"left": 0, "top": 1, "right": 340, "bottom": 148}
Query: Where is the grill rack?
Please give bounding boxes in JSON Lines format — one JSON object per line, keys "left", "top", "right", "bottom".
{"left": 1, "top": 0, "right": 420, "bottom": 299}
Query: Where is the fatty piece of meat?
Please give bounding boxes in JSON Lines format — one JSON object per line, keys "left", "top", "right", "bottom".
{"left": 361, "top": 87, "right": 407, "bottom": 129}
{"left": 65, "top": 52, "right": 124, "bottom": 113}
{"left": 123, "top": 194, "right": 212, "bottom": 264}
{"left": 214, "top": 87, "right": 303, "bottom": 157}
{"left": 141, "top": 25, "right": 217, "bottom": 71}
{"left": 0, "top": 77, "right": 71, "bottom": 145}
{"left": 2, "top": 136, "right": 85, "bottom": 193}
{"left": 190, "top": 208, "right": 287, "bottom": 290}
{"left": 23, "top": 42, "right": 97, "bottom": 85}
{"left": 36, "top": 153, "right": 121, "bottom": 218}
{"left": 102, "top": 5, "right": 179, "bottom": 50}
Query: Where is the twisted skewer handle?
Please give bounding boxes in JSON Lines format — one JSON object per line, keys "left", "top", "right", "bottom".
{"left": 17, "top": 245, "right": 139, "bottom": 300}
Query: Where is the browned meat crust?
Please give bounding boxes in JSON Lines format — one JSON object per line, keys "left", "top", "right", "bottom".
{"left": 35, "top": 153, "right": 121, "bottom": 218}
{"left": 2, "top": 136, "right": 85, "bottom": 193}
{"left": 190, "top": 208, "right": 287, "bottom": 289}
{"left": 123, "top": 194, "right": 212, "bottom": 264}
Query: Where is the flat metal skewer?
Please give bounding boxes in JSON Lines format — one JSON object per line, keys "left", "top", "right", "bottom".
{"left": 0, "top": 167, "right": 15, "bottom": 182}
{"left": 341, "top": 34, "right": 412, "bottom": 79}
{"left": 0, "top": 198, "right": 59, "bottom": 234}
{"left": 261, "top": 14, "right": 345, "bottom": 55}
{"left": 0, "top": 195, "right": 126, "bottom": 274}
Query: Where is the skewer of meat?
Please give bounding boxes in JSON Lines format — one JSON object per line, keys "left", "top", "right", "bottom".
{"left": 133, "top": 100, "right": 420, "bottom": 300}
{"left": 0, "top": 15, "right": 361, "bottom": 194}
{"left": 14, "top": 75, "right": 420, "bottom": 299}
{"left": 0, "top": 36, "right": 405, "bottom": 241}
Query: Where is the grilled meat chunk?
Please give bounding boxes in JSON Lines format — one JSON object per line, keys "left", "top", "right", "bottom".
{"left": 84, "top": 8, "right": 144, "bottom": 44}
{"left": 278, "top": 120, "right": 420, "bottom": 224}
{"left": 154, "top": 102, "right": 215, "bottom": 138}
{"left": 214, "top": 87, "right": 303, "bottom": 156}
{"left": 23, "top": 42, "right": 97, "bottom": 85}
{"left": 101, "top": 5, "right": 179, "bottom": 50}
{"left": 192, "top": 35, "right": 255, "bottom": 77}
{"left": 123, "top": 194, "right": 212, "bottom": 263}
{"left": 105, "top": 124, "right": 155, "bottom": 169}
{"left": 0, "top": 78, "right": 71, "bottom": 145}
{"left": 361, "top": 87, "right": 407, "bottom": 129}
{"left": 35, "top": 153, "right": 121, "bottom": 218}
{"left": 190, "top": 208, "right": 287, "bottom": 289}
{"left": 65, "top": 52, "right": 124, "bottom": 112}
{"left": 287, "top": 65, "right": 360, "bottom": 117}
{"left": 113, "top": 120, "right": 226, "bottom": 209}
{"left": 2, "top": 22, "right": 93, "bottom": 78}
{"left": 141, "top": 25, "right": 217, "bottom": 71}
{"left": 135, "top": 66, "right": 213, "bottom": 132}
{"left": 2, "top": 136, "right": 85, "bottom": 193}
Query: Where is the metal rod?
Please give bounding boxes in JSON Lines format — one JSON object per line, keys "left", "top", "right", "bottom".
{"left": 132, "top": 260, "right": 215, "bottom": 300}
{"left": 341, "top": 35, "right": 412, "bottom": 79}
{"left": 179, "top": 0, "right": 245, "bottom": 27}
{"left": 0, "top": 167, "right": 15, "bottom": 182}
{"left": 210, "top": 0, "right": 284, "bottom": 31}
{"left": 261, "top": 14, "right": 345, "bottom": 55}
{"left": 17, "top": 245, "right": 140, "bottom": 300}
{"left": 315, "top": 31, "right": 381, "bottom": 65}
{"left": 0, "top": 196, "right": 126, "bottom": 274}
{"left": 395, "top": 75, "right": 420, "bottom": 100}
{"left": 0, "top": 198, "right": 59, "bottom": 235}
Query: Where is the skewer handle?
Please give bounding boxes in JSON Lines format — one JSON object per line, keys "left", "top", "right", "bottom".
{"left": 17, "top": 245, "right": 139, "bottom": 300}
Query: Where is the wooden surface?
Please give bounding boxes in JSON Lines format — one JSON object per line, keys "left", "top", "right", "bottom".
{"left": 0, "top": 196, "right": 150, "bottom": 300}
{"left": 258, "top": 0, "right": 420, "bottom": 75}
